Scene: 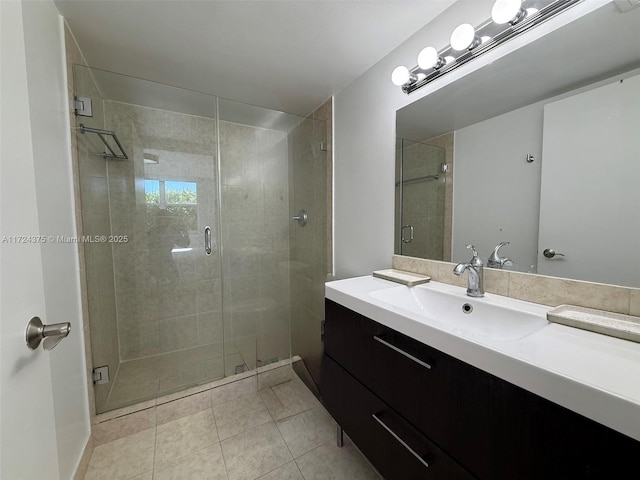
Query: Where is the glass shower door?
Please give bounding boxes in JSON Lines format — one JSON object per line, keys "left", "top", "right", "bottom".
{"left": 217, "top": 98, "right": 305, "bottom": 377}
{"left": 74, "top": 66, "right": 223, "bottom": 413}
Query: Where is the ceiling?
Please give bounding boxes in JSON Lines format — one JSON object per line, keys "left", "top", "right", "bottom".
{"left": 55, "top": 0, "right": 455, "bottom": 116}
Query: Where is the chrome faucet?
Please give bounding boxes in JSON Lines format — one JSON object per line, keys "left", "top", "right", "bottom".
{"left": 488, "top": 241, "right": 514, "bottom": 269}
{"left": 453, "top": 244, "right": 484, "bottom": 297}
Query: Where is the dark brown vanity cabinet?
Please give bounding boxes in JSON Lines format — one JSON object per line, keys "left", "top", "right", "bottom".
{"left": 322, "top": 299, "right": 640, "bottom": 480}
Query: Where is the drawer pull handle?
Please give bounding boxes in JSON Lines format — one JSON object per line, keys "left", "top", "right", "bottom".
{"left": 372, "top": 413, "right": 430, "bottom": 469}
{"left": 373, "top": 335, "right": 432, "bottom": 370}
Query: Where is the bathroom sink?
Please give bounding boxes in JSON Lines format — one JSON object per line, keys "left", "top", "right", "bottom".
{"left": 368, "top": 283, "right": 549, "bottom": 341}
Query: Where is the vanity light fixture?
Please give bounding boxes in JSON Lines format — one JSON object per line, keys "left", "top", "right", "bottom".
{"left": 450, "top": 23, "right": 481, "bottom": 51}
{"left": 417, "top": 46, "right": 446, "bottom": 70}
{"left": 392, "top": 0, "right": 582, "bottom": 94}
{"left": 391, "top": 65, "right": 415, "bottom": 86}
{"left": 491, "top": 0, "right": 528, "bottom": 24}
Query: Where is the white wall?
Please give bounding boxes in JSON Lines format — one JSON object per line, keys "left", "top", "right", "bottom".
{"left": 19, "top": 1, "right": 90, "bottom": 477}
{"left": 453, "top": 103, "right": 544, "bottom": 272}
{"left": 332, "top": 0, "right": 606, "bottom": 279}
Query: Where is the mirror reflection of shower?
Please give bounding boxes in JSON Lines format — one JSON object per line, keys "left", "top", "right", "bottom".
{"left": 395, "top": 137, "right": 449, "bottom": 260}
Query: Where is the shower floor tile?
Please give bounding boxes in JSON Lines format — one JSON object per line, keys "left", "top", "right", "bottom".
{"left": 103, "top": 343, "right": 225, "bottom": 412}
{"left": 83, "top": 377, "right": 382, "bottom": 480}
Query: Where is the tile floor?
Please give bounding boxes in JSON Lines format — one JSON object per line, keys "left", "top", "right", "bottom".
{"left": 84, "top": 373, "right": 382, "bottom": 480}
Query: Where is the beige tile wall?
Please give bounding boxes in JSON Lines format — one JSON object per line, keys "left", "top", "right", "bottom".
{"left": 393, "top": 255, "right": 640, "bottom": 315}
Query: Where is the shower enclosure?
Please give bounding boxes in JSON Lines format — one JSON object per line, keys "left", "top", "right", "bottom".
{"left": 395, "top": 138, "right": 447, "bottom": 260}
{"left": 73, "top": 66, "right": 328, "bottom": 414}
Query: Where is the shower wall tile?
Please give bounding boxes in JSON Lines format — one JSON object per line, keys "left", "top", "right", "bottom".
{"left": 230, "top": 311, "right": 260, "bottom": 339}
{"left": 197, "top": 311, "right": 224, "bottom": 345}
{"left": 196, "top": 279, "right": 221, "bottom": 312}
{"left": 159, "top": 315, "right": 199, "bottom": 352}
{"left": 119, "top": 320, "right": 161, "bottom": 360}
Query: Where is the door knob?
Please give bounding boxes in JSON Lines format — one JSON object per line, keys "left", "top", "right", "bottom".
{"left": 291, "top": 210, "right": 308, "bottom": 227}
{"left": 25, "top": 317, "right": 71, "bottom": 351}
{"left": 543, "top": 248, "right": 565, "bottom": 259}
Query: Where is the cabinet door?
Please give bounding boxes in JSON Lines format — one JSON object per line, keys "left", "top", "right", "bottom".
{"left": 325, "top": 300, "right": 451, "bottom": 433}
{"left": 324, "top": 300, "right": 640, "bottom": 479}
{"left": 322, "top": 354, "right": 475, "bottom": 480}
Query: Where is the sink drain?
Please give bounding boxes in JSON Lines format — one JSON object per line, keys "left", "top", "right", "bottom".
{"left": 462, "top": 303, "right": 473, "bottom": 314}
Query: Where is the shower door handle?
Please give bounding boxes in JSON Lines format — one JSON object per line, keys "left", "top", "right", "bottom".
{"left": 401, "top": 225, "right": 414, "bottom": 243}
{"left": 204, "top": 226, "right": 212, "bottom": 255}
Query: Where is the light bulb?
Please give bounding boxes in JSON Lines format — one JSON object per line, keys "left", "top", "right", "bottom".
{"left": 391, "top": 66, "right": 411, "bottom": 86}
{"left": 450, "top": 24, "right": 476, "bottom": 51}
{"left": 417, "top": 47, "right": 439, "bottom": 69}
{"left": 492, "top": 0, "right": 525, "bottom": 25}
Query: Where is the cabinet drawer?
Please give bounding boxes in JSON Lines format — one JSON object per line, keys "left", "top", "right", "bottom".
{"left": 322, "top": 354, "right": 475, "bottom": 480}
{"left": 324, "top": 299, "right": 640, "bottom": 479}
{"left": 325, "top": 300, "right": 453, "bottom": 443}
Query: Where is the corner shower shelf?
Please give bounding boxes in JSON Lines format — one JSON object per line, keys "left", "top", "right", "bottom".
{"left": 79, "top": 124, "right": 128, "bottom": 159}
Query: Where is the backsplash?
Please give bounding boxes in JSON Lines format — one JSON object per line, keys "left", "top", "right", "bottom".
{"left": 393, "top": 255, "right": 640, "bottom": 317}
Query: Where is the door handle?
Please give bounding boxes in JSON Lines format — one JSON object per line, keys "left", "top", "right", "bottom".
{"left": 26, "top": 317, "right": 71, "bottom": 351}
{"left": 204, "top": 226, "right": 212, "bottom": 255}
{"left": 543, "top": 248, "right": 565, "bottom": 259}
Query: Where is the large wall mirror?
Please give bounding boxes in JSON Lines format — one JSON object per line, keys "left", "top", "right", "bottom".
{"left": 395, "top": 2, "right": 640, "bottom": 288}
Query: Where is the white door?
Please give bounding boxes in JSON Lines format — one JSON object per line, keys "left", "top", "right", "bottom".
{"left": 0, "top": 1, "right": 60, "bottom": 477}
{"left": 537, "top": 73, "right": 640, "bottom": 287}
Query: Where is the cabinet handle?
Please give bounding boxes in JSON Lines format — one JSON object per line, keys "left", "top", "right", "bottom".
{"left": 373, "top": 335, "right": 432, "bottom": 370}
{"left": 372, "top": 412, "right": 430, "bottom": 468}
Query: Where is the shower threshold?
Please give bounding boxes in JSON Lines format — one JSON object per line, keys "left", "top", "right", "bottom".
{"left": 97, "top": 354, "right": 296, "bottom": 419}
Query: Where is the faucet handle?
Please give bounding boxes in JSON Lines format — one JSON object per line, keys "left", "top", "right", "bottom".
{"left": 490, "top": 241, "right": 510, "bottom": 258}
{"left": 465, "top": 244, "right": 479, "bottom": 258}
{"left": 489, "top": 241, "right": 512, "bottom": 268}
{"left": 465, "top": 244, "right": 483, "bottom": 267}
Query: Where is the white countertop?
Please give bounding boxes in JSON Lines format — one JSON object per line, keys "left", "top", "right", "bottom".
{"left": 326, "top": 275, "right": 640, "bottom": 442}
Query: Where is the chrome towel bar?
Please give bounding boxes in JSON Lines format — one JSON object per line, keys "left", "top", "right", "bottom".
{"left": 79, "top": 124, "right": 128, "bottom": 159}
